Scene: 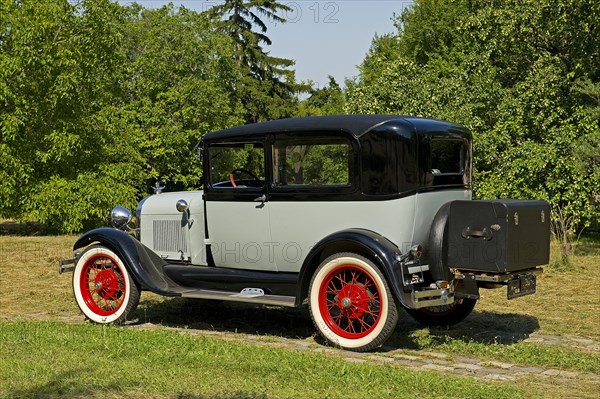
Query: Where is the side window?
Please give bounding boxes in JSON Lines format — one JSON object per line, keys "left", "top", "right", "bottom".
{"left": 209, "top": 143, "right": 265, "bottom": 188}
{"left": 273, "top": 140, "right": 351, "bottom": 187}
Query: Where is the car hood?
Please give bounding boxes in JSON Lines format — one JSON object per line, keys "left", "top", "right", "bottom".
{"left": 140, "top": 191, "right": 204, "bottom": 216}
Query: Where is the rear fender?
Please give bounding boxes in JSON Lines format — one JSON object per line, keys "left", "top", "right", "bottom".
{"left": 73, "top": 228, "right": 178, "bottom": 296}
{"left": 297, "top": 228, "right": 412, "bottom": 307}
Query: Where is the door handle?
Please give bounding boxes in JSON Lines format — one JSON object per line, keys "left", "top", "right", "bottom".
{"left": 253, "top": 194, "right": 267, "bottom": 203}
{"left": 461, "top": 227, "right": 492, "bottom": 240}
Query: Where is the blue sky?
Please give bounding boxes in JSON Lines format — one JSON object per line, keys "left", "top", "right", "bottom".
{"left": 118, "top": 1, "right": 413, "bottom": 89}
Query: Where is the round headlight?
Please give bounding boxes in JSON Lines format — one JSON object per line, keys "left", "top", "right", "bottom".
{"left": 111, "top": 206, "right": 132, "bottom": 230}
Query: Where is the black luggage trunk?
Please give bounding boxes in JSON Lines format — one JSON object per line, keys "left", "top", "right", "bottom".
{"left": 446, "top": 200, "right": 550, "bottom": 273}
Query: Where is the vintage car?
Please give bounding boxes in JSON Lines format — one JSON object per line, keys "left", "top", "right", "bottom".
{"left": 60, "top": 115, "right": 550, "bottom": 352}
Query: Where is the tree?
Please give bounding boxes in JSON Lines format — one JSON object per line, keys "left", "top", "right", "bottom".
{"left": 347, "top": 0, "right": 600, "bottom": 261}
{"left": 0, "top": 0, "right": 143, "bottom": 232}
{"left": 208, "top": 0, "right": 308, "bottom": 122}
{"left": 121, "top": 5, "right": 244, "bottom": 192}
{"left": 0, "top": 1, "right": 245, "bottom": 232}
{"left": 296, "top": 76, "right": 345, "bottom": 116}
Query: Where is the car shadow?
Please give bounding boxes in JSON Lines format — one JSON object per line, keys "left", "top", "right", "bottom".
{"left": 132, "top": 297, "right": 316, "bottom": 339}
{"left": 132, "top": 297, "right": 540, "bottom": 348}
{"left": 386, "top": 310, "right": 541, "bottom": 350}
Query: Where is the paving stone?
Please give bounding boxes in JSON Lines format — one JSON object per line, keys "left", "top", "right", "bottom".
{"left": 485, "top": 360, "right": 514, "bottom": 369}
{"left": 454, "top": 356, "right": 481, "bottom": 365}
{"left": 392, "top": 353, "right": 420, "bottom": 361}
{"left": 472, "top": 367, "right": 514, "bottom": 378}
{"left": 428, "top": 358, "right": 452, "bottom": 366}
{"left": 394, "top": 359, "right": 426, "bottom": 368}
{"left": 453, "top": 362, "right": 482, "bottom": 371}
{"left": 541, "top": 369, "right": 560, "bottom": 376}
{"left": 368, "top": 355, "right": 395, "bottom": 363}
{"left": 480, "top": 373, "right": 515, "bottom": 381}
{"left": 420, "top": 351, "right": 449, "bottom": 359}
{"left": 421, "top": 363, "right": 455, "bottom": 373}
{"left": 510, "top": 365, "right": 545, "bottom": 374}
{"left": 565, "top": 336, "right": 594, "bottom": 345}
{"left": 451, "top": 368, "right": 473, "bottom": 376}
{"left": 526, "top": 334, "right": 562, "bottom": 345}
{"left": 557, "top": 370, "right": 579, "bottom": 378}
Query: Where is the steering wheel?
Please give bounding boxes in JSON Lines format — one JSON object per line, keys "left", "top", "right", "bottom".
{"left": 228, "top": 168, "right": 262, "bottom": 188}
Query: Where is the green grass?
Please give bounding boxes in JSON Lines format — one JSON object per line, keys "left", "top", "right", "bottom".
{"left": 1, "top": 234, "right": 599, "bottom": 398}
{"left": 391, "top": 328, "right": 600, "bottom": 373}
{"left": 0, "top": 320, "right": 524, "bottom": 399}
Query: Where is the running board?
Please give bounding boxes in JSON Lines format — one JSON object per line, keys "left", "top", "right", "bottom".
{"left": 180, "top": 288, "right": 297, "bottom": 307}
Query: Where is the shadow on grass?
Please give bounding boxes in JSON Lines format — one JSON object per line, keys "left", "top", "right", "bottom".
{"left": 0, "top": 220, "right": 59, "bottom": 236}
{"left": 5, "top": 370, "right": 122, "bottom": 399}
{"left": 133, "top": 297, "right": 316, "bottom": 340}
{"left": 387, "top": 309, "right": 540, "bottom": 350}
{"left": 6, "top": 369, "right": 268, "bottom": 399}
{"left": 132, "top": 296, "right": 540, "bottom": 349}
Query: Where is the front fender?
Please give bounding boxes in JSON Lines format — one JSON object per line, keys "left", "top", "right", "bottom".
{"left": 297, "top": 228, "right": 410, "bottom": 307}
{"left": 73, "top": 228, "right": 178, "bottom": 296}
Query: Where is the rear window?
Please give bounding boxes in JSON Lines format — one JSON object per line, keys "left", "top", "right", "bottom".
{"left": 430, "top": 139, "right": 466, "bottom": 175}
{"left": 423, "top": 137, "right": 471, "bottom": 187}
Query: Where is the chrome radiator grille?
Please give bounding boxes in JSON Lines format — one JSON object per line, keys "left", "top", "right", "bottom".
{"left": 153, "top": 220, "right": 187, "bottom": 253}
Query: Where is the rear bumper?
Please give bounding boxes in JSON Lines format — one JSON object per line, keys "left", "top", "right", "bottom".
{"left": 454, "top": 267, "right": 542, "bottom": 299}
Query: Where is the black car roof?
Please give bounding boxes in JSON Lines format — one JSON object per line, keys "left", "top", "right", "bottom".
{"left": 202, "top": 115, "right": 469, "bottom": 141}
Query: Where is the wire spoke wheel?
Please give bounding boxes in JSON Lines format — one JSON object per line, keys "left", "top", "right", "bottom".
{"left": 319, "top": 265, "right": 382, "bottom": 339}
{"left": 309, "top": 253, "right": 398, "bottom": 352}
{"left": 73, "top": 245, "right": 140, "bottom": 324}
{"left": 80, "top": 254, "right": 126, "bottom": 316}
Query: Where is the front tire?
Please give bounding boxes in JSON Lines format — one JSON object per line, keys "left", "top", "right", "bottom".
{"left": 73, "top": 245, "right": 140, "bottom": 324}
{"left": 309, "top": 253, "right": 398, "bottom": 352}
{"left": 405, "top": 298, "right": 477, "bottom": 327}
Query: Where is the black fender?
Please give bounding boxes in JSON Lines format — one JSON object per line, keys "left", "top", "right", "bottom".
{"left": 73, "top": 228, "right": 179, "bottom": 296}
{"left": 297, "top": 228, "right": 411, "bottom": 308}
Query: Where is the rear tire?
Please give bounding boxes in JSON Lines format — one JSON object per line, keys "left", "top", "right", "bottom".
{"left": 405, "top": 298, "right": 477, "bottom": 327}
{"left": 308, "top": 253, "right": 398, "bottom": 352}
{"left": 73, "top": 245, "right": 140, "bottom": 324}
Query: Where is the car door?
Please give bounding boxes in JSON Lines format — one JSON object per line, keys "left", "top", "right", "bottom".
{"left": 204, "top": 139, "right": 277, "bottom": 271}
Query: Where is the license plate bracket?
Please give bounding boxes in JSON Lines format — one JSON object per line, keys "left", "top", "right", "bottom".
{"left": 507, "top": 275, "right": 536, "bottom": 299}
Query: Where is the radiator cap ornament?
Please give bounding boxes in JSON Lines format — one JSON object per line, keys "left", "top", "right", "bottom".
{"left": 152, "top": 181, "right": 165, "bottom": 194}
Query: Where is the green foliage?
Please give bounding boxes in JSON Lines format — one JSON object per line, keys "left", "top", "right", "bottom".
{"left": 121, "top": 5, "right": 243, "bottom": 191}
{"left": 347, "top": 0, "right": 600, "bottom": 241}
{"left": 0, "top": 1, "right": 243, "bottom": 232}
{"left": 208, "top": 0, "right": 308, "bottom": 123}
{"left": 296, "top": 76, "right": 346, "bottom": 116}
{"left": 0, "top": 0, "right": 142, "bottom": 232}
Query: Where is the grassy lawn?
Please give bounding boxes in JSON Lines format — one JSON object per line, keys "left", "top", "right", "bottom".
{"left": 0, "top": 233, "right": 599, "bottom": 398}
{"left": 0, "top": 321, "right": 523, "bottom": 399}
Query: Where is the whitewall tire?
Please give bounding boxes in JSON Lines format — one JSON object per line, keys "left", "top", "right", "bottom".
{"left": 309, "top": 253, "right": 398, "bottom": 352}
{"left": 73, "top": 245, "right": 140, "bottom": 324}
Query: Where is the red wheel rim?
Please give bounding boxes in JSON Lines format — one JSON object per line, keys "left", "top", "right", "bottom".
{"left": 79, "top": 253, "right": 127, "bottom": 316}
{"left": 318, "top": 264, "right": 382, "bottom": 339}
